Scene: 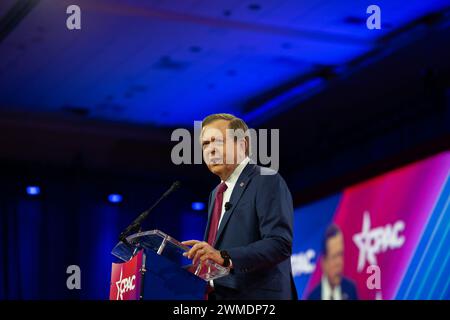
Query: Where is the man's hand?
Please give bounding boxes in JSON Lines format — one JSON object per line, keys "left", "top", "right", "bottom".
{"left": 181, "top": 240, "right": 224, "bottom": 266}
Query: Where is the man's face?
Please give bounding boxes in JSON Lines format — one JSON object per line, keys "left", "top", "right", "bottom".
{"left": 322, "top": 233, "right": 344, "bottom": 288}
{"left": 201, "top": 119, "right": 245, "bottom": 179}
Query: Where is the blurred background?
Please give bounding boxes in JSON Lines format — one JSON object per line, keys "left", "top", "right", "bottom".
{"left": 0, "top": 0, "right": 449, "bottom": 299}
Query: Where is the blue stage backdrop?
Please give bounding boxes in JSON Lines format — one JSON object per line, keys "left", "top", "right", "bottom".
{"left": 0, "top": 175, "right": 207, "bottom": 299}
{"left": 291, "top": 151, "right": 450, "bottom": 300}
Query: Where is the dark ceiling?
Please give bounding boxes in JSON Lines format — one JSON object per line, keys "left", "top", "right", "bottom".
{"left": 0, "top": 0, "right": 449, "bottom": 202}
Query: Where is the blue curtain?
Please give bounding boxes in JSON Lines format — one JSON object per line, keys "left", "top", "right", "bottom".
{"left": 0, "top": 177, "right": 203, "bottom": 299}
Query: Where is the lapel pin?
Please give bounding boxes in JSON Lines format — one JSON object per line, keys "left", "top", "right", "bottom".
{"left": 240, "top": 182, "right": 244, "bottom": 187}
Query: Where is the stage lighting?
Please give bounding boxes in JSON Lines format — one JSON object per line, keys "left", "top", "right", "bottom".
{"left": 108, "top": 194, "right": 123, "bottom": 204}
{"left": 26, "top": 186, "right": 40, "bottom": 196}
{"left": 191, "top": 202, "right": 205, "bottom": 211}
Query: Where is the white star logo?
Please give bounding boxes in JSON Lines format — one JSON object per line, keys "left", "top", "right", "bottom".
{"left": 115, "top": 267, "right": 124, "bottom": 300}
{"left": 353, "top": 212, "right": 377, "bottom": 272}
{"left": 353, "top": 211, "right": 405, "bottom": 272}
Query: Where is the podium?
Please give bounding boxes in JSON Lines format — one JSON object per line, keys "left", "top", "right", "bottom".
{"left": 109, "top": 230, "right": 230, "bottom": 300}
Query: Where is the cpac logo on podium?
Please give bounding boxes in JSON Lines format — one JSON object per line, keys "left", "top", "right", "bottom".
{"left": 353, "top": 211, "right": 406, "bottom": 272}
{"left": 110, "top": 251, "right": 142, "bottom": 300}
{"left": 115, "top": 267, "right": 137, "bottom": 300}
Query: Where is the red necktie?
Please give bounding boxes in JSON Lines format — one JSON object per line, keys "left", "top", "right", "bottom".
{"left": 207, "top": 182, "right": 228, "bottom": 246}
{"left": 204, "top": 182, "right": 227, "bottom": 300}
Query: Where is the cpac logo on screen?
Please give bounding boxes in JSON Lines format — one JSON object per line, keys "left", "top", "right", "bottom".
{"left": 353, "top": 211, "right": 406, "bottom": 272}
{"left": 291, "top": 249, "right": 316, "bottom": 276}
{"left": 115, "top": 267, "right": 136, "bottom": 300}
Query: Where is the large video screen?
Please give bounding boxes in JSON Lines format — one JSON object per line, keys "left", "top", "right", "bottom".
{"left": 292, "top": 151, "right": 450, "bottom": 300}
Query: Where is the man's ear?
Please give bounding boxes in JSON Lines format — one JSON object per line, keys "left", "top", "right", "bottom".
{"left": 243, "top": 138, "right": 249, "bottom": 155}
{"left": 239, "top": 139, "right": 246, "bottom": 158}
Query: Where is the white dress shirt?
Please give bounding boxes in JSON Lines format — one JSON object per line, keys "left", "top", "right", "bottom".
{"left": 218, "top": 157, "right": 250, "bottom": 228}
{"left": 321, "top": 276, "right": 342, "bottom": 300}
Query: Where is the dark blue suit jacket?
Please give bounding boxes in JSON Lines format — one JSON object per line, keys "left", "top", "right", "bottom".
{"left": 307, "top": 277, "right": 359, "bottom": 300}
{"left": 204, "top": 163, "right": 297, "bottom": 300}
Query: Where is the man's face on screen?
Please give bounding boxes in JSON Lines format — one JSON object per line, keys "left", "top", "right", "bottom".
{"left": 322, "top": 232, "right": 344, "bottom": 288}
{"left": 201, "top": 119, "right": 244, "bottom": 180}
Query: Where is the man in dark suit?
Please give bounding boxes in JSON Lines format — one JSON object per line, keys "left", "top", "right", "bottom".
{"left": 182, "top": 113, "right": 297, "bottom": 300}
{"left": 307, "top": 224, "right": 358, "bottom": 300}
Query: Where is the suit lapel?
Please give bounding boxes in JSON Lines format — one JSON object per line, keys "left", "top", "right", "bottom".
{"left": 214, "top": 163, "right": 257, "bottom": 245}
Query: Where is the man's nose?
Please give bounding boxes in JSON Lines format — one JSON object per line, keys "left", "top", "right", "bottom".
{"left": 204, "top": 148, "right": 215, "bottom": 161}
{"left": 209, "top": 145, "right": 220, "bottom": 154}
{"left": 208, "top": 147, "right": 216, "bottom": 156}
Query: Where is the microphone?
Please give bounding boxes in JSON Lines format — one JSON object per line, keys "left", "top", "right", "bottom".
{"left": 225, "top": 202, "right": 232, "bottom": 211}
{"left": 119, "top": 181, "right": 181, "bottom": 243}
